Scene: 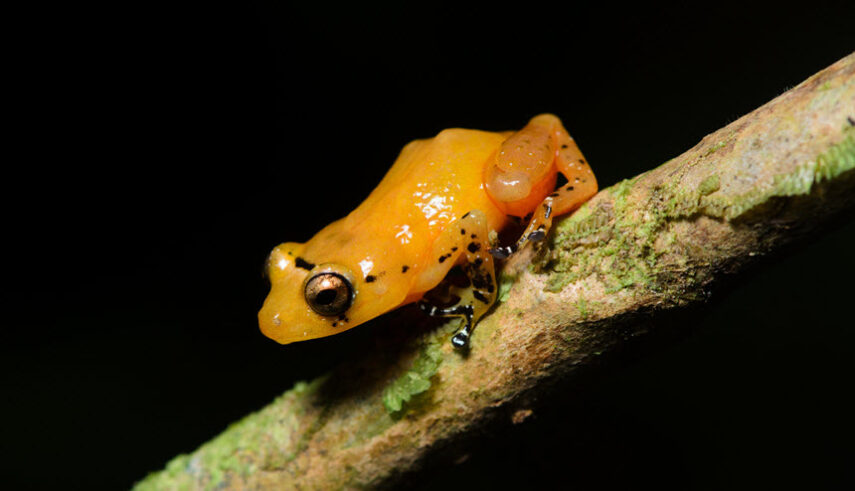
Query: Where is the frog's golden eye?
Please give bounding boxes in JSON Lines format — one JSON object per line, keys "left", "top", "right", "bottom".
{"left": 304, "top": 272, "right": 353, "bottom": 316}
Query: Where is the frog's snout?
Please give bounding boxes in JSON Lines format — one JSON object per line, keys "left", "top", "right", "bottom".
{"left": 257, "top": 304, "right": 288, "bottom": 344}
{"left": 258, "top": 293, "right": 328, "bottom": 345}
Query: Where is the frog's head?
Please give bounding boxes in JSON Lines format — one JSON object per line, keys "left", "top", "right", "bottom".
{"left": 258, "top": 242, "right": 404, "bottom": 344}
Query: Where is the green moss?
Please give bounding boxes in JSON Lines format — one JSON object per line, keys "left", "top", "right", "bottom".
{"left": 382, "top": 343, "right": 443, "bottom": 413}
{"left": 133, "top": 377, "right": 329, "bottom": 490}
{"left": 698, "top": 174, "right": 720, "bottom": 196}
{"left": 542, "top": 126, "right": 854, "bottom": 300}
{"left": 816, "top": 127, "right": 855, "bottom": 182}
{"left": 544, "top": 272, "right": 577, "bottom": 293}
{"left": 551, "top": 205, "right": 611, "bottom": 244}
{"left": 575, "top": 298, "right": 588, "bottom": 319}
{"left": 609, "top": 177, "right": 636, "bottom": 212}
{"left": 135, "top": 455, "right": 193, "bottom": 491}
{"left": 604, "top": 263, "right": 650, "bottom": 294}
{"left": 720, "top": 127, "right": 854, "bottom": 219}
{"left": 703, "top": 140, "right": 728, "bottom": 156}
{"left": 497, "top": 272, "right": 517, "bottom": 302}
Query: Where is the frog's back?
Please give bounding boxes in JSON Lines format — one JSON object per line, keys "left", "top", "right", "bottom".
{"left": 356, "top": 128, "right": 510, "bottom": 227}
{"left": 303, "top": 128, "right": 510, "bottom": 279}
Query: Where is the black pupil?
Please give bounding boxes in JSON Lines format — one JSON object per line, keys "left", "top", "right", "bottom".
{"left": 315, "top": 289, "right": 338, "bottom": 305}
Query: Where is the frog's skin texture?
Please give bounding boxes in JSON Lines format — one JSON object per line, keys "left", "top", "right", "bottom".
{"left": 259, "top": 114, "right": 597, "bottom": 348}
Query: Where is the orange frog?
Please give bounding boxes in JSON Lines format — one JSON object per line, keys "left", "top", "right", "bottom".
{"left": 259, "top": 114, "right": 597, "bottom": 348}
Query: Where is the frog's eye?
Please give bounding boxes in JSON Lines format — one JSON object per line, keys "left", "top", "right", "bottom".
{"left": 304, "top": 272, "right": 353, "bottom": 316}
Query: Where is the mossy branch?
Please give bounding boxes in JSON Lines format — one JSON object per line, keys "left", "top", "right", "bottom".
{"left": 136, "top": 53, "right": 855, "bottom": 490}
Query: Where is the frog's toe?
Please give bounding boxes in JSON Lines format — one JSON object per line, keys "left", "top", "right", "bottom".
{"left": 526, "top": 230, "right": 546, "bottom": 242}
{"left": 451, "top": 331, "right": 470, "bottom": 349}
{"left": 489, "top": 245, "right": 515, "bottom": 259}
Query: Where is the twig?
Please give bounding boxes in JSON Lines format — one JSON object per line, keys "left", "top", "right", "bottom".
{"left": 136, "top": 52, "right": 854, "bottom": 490}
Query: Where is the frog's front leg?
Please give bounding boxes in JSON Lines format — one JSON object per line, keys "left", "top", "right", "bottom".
{"left": 417, "top": 210, "right": 497, "bottom": 349}
{"left": 486, "top": 114, "right": 598, "bottom": 258}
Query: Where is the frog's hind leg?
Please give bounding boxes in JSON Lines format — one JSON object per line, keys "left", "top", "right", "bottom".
{"left": 417, "top": 210, "right": 497, "bottom": 349}
{"left": 548, "top": 122, "right": 597, "bottom": 216}
{"left": 489, "top": 115, "right": 598, "bottom": 259}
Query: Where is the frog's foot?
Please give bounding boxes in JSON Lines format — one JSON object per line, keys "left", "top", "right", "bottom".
{"left": 489, "top": 200, "right": 554, "bottom": 259}
{"left": 416, "top": 210, "right": 497, "bottom": 349}
{"left": 418, "top": 301, "right": 475, "bottom": 348}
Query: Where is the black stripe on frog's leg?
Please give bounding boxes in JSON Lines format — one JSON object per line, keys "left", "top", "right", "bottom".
{"left": 419, "top": 302, "right": 471, "bottom": 317}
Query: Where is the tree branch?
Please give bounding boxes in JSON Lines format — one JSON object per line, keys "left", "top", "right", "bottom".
{"left": 136, "top": 53, "right": 855, "bottom": 490}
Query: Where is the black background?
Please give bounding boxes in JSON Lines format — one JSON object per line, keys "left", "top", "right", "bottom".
{"left": 5, "top": 2, "right": 855, "bottom": 489}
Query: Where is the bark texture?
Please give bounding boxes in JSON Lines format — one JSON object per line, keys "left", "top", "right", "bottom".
{"left": 136, "top": 53, "right": 855, "bottom": 490}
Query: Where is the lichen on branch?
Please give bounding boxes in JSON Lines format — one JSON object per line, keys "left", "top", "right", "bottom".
{"left": 136, "top": 52, "right": 855, "bottom": 491}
